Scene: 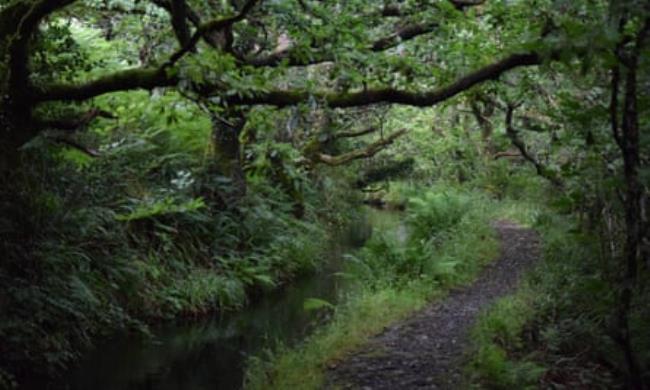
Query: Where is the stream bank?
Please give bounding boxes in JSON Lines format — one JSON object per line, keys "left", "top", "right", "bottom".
{"left": 25, "top": 209, "right": 400, "bottom": 390}
{"left": 244, "top": 189, "right": 539, "bottom": 390}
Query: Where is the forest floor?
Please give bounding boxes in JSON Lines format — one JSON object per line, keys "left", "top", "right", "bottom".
{"left": 326, "top": 220, "right": 541, "bottom": 389}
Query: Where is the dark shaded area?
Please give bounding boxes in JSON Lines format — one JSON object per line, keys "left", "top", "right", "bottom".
{"left": 20, "top": 213, "right": 378, "bottom": 390}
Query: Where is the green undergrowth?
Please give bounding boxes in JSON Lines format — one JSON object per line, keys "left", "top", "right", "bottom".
{"left": 466, "top": 212, "right": 650, "bottom": 389}
{"left": 0, "top": 167, "right": 331, "bottom": 383}
{"left": 244, "top": 185, "right": 539, "bottom": 389}
{"left": 467, "top": 286, "right": 545, "bottom": 389}
{"left": 0, "top": 118, "right": 357, "bottom": 384}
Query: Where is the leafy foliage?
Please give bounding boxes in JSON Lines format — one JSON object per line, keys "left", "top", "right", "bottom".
{"left": 0, "top": 0, "right": 648, "bottom": 388}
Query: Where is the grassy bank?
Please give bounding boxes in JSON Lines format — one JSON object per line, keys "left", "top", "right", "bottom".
{"left": 244, "top": 185, "right": 539, "bottom": 389}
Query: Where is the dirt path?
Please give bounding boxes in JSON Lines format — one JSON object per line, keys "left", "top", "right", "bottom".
{"left": 326, "top": 220, "right": 541, "bottom": 389}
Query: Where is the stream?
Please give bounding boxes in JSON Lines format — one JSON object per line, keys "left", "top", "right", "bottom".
{"left": 38, "top": 208, "right": 402, "bottom": 390}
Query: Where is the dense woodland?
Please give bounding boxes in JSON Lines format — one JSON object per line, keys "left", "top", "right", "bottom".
{"left": 0, "top": 0, "right": 648, "bottom": 389}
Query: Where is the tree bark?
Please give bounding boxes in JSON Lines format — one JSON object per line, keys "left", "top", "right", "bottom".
{"left": 210, "top": 109, "right": 247, "bottom": 202}
{"left": 0, "top": 0, "right": 76, "bottom": 174}
{"left": 611, "top": 17, "right": 649, "bottom": 390}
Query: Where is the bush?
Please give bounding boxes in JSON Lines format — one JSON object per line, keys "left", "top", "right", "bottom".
{"left": 469, "top": 293, "right": 546, "bottom": 389}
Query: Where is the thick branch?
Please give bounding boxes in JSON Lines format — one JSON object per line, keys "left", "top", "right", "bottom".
{"left": 1, "top": 0, "right": 77, "bottom": 38}
{"left": 151, "top": 0, "right": 201, "bottom": 26}
{"left": 317, "top": 129, "right": 407, "bottom": 166}
{"left": 228, "top": 52, "right": 542, "bottom": 107}
{"left": 35, "top": 68, "right": 177, "bottom": 102}
{"left": 35, "top": 1, "right": 260, "bottom": 102}
{"left": 493, "top": 150, "right": 522, "bottom": 159}
{"left": 169, "top": 0, "right": 192, "bottom": 46}
{"left": 248, "top": 0, "right": 488, "bottom": 67}
{"left": 4, "top": 0, "right": 77, "bottom": 106}
{"left": 151, "top": 0, "right": 225, "bottom": 49}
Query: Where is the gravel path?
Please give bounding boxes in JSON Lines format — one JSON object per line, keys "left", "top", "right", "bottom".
{"left": 326, "top": 220, "right": 541, "bottom": 389}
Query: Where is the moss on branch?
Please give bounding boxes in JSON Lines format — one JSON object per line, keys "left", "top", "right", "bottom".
{"left": 226, "top": 53, "right": 542, "bottom": 108}
{"left": 316, "top": 128, "right": 408, "bottom": 166}
{"left": 35, "top": 68, "right": 178, "bottom": 102}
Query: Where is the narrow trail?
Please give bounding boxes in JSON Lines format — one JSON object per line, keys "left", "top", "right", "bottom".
{"left": 326, "top": 220, "right": 541, "bottom": 389}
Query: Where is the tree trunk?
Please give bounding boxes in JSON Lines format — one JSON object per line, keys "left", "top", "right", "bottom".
{"left": 0, "top": 99, "right": 35, "bottom": 182}
{"left": 611, "top": 17, "right": 648, "bottom": 389}
{"left": 210, "top": 109, "right": 247, "bottom": 202}
{"left": 617, "top": 69, "right": 644, "bottom": 390}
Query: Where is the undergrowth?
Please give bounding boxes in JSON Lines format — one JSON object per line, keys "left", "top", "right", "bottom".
{"left": 0, "top": 104, "right": 356, "bottom": 385}
{"left": 244, "top": 185, "right": 537, "bottom": 389}
{"left": 467, "top": 212, "right": 650, "bottom": 389}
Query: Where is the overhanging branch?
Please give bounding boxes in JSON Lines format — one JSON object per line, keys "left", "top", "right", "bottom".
{"left": 34, "top": 0, "right": 260, "bottom": 103}
{"left": 247, "top": 0, "right": 487, "bottom": 67}
{"left": 227, "top": 52, "right": 542, "bottom": 108}
{"left": 493, "top": 150, "right": 522, "bottom": 159}
{"left": 35, "top": 68, "right": 177, "bottom": 102}
{"left": 371, "top": 22, "right": 439, "bottom": 51}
